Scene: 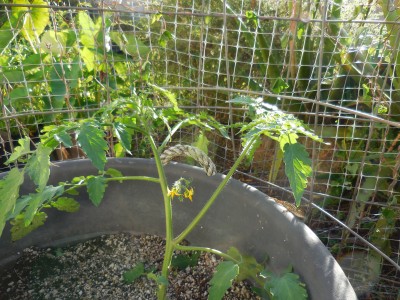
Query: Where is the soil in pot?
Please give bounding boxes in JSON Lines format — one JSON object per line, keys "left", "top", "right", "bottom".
{"left": 0, "top": 233, "right": 260, "bottom": 300}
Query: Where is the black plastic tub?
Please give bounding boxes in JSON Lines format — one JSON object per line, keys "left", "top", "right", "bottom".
{"left": 0, "top": 158, "right": 357, "bottom": 300}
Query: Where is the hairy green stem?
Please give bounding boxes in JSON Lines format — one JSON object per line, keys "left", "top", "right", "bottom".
{"left": 174, "top": 135, "right": 258, "bottom": 245}
{"left": 175, "top": 244, "right": 237, "bottom": 262}
{"left": 147, "top": 135, "right": 174, "bottom": 300}
{"left": 62, "top": 176, "right": 160, "bottom": 191}
{"left": 106, "top": 176, "right": 160, "bottom": 184}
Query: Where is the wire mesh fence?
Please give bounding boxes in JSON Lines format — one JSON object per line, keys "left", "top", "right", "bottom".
{"left": 0, "top": 0, "right": 399, "bottom": 299}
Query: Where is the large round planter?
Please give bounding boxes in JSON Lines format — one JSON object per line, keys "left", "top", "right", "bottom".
{"left": 0, "top": 158, "right": 356, "bottom": 299}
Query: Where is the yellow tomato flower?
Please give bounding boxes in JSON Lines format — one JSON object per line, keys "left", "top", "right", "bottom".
{"left": 168, "top": 188, "right": 181, "bottom": 199}
{"left": 184, "top": 188, "right": 194, "bottom": 201}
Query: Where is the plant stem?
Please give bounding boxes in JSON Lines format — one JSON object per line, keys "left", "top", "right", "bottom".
{"left": 62, "top": 176, "right": 160, "bottom": 192}
{"left": 175, "top": 244, "right": 237, "bottom": 262}
{"left": 174, "top": 136, "right": 258, "bottom": 245}
{"left": 147, "top": 134, "right": 174, "bottom": 300}
{"left": 106, "top": 176, "right": 160, "bottom": 184}
{"left": 175, "top": 244, "right": 270, "bottom": 297}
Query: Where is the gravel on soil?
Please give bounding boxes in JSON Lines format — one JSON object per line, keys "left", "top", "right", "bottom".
{"left": 0, "top": 233, "right": 261, "bottom": 300}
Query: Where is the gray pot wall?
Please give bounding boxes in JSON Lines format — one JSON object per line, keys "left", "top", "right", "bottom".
{"left": 0, "top": 158, "right": 356, "bottom": 300}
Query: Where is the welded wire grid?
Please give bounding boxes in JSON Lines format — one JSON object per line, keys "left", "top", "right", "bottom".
{"left": 0, "top": 0, "right": 400, "bottom": 298}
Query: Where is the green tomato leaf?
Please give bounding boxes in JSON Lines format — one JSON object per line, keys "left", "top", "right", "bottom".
{"left": 105, "top": 168, "right": 123, "bottom": 178}
{"left": 54, "top": 130, "right": 73, "bottom": 148}
{"left": 25, "top": 144, "right": 53, "bottom": 190}
{"left": 77, "top": 121, "right": 108, "bottom": 171}
{"left": 113, "top": 122, "right": 132, "bottom": 154}
{"left": 171, "top": 252, "right": 200, "bottom": 270}
{"left": 227, "top": 247, "right": 263, "bottom": 282}
{"left": 148, "top": 83, "right": 180, "bottom": 111}
{"left": 193, "top": 132, "right": 209, "bottom": 154}
{"left": 24, "top": 185, "right": 64, "bottom": 226}
{"left": 65, "top": 188, "right": 79, "bottom": 196}
{"left": 87, "top": 176, "right": 107, "bottom": 207}
{"left": 283, "top": 143, "right": 312, "bottom": 206}
{"left": 5, "top": 137, "right": 31, "bottom": 164}
{"left": 10, "top": 212, "right": 47, "bottom": 242}
{"left": 209, "top": 261, "right": 239, "bottom": 300}
{"left": 71, "top": 176, "right": 85, "bottom": 184}
{"left": 0, "top": 168, "right": 25, "bottom": 237}
{"left": 6, "top": 194, "right": 32, "bottom": 221}
{"left": 263, "top": 270, "right": 308, "bottom": 300}
{"left": 123, "top": 262, "right": 145, "bottom": 283}
{"left": 51, "top": 197, "right": 80, "bottom": 213}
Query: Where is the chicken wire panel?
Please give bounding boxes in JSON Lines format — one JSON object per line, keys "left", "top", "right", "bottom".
{"left": 0, "top": 0, "right": 400, "bottom": 299}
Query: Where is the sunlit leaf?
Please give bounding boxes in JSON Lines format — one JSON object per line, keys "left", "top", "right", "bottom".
{"left": 14, "top": 0, "right": 49, "bottom": 45}
{"left": 77, "top": 121, "right": 108, "bottom": 171}
{"left": 209, "top": 261, "right": 239, "bottom": 300}
{"left": 51, "top": 197, "right": 80, "bottom": 213}
{"left": 79, "top": 47, "right": 95, "bottom": 72}
{"left": 6, "top": 194, "right": 31, "bottom": 221}
{"left": 114, "top": 143, "right": 126, "bottom": 158}
{"left": 113, "top": 122, "right": 132, "bottom": 154}
{"left": 77, "top": 11, "right": 97, "bottom": 48}
{"left": 54, "top": 130, "right": 73, "bottom": 148}
{"left": 10, "top": 212, "right": 47, "bottom": 241}
{"left": 40, "top": 31, "right": 67, "bottom": 55}
{"left": 151, "top": 13, "right": 163, "bottom": 24}
{"left": 283, "top": 143, "right": 312, "bottom": 206}
{"left": 5, "top": 137, "right": 31, "bottom": 164}
{"left": 192, "top": 132, "right": 209, "bottom": 155}
{"left": 26, "top": 144, "right": 52, "bottom": 190}
{"left": 87, "top": 176, "right": 107, "bottom": 207}
{"left": 0, "top": 168, "right": 25, "bottom": 236}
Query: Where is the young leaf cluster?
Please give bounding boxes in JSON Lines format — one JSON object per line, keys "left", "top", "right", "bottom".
{"left": 0, "top": 95, "right": 228, "bottom": 241}
{"left": 208, "top": 247, "right": 308, "bottom": 300}
{"left": 230, "top": 96, "right": 323, "bottom": 206}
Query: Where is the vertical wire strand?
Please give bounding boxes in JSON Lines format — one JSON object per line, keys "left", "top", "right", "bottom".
{"left": 223, "top": 0, "right": 237, "bottom": 160}
{"left": 306, "top": 0, "right": 329, "bottom": 222}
